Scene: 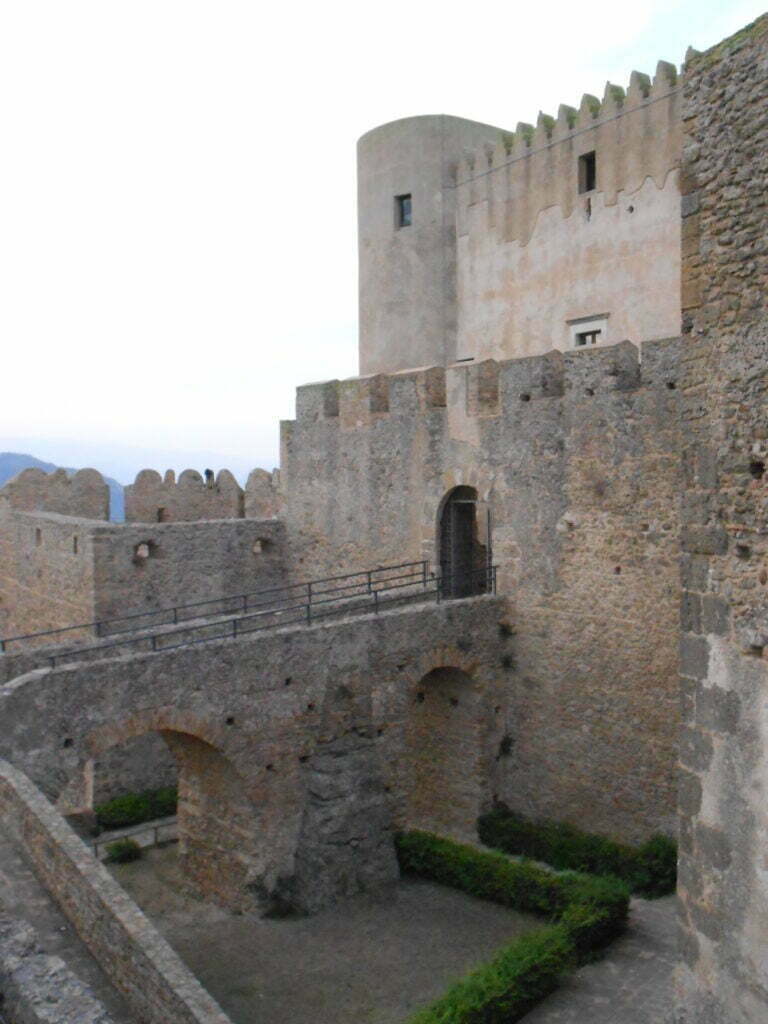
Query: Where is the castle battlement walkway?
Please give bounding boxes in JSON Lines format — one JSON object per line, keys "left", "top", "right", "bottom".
{"left": 0, "top": 560, "right": 497, "bottom": 681}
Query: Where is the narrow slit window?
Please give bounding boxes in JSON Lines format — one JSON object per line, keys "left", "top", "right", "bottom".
{"left": 395, "top": 194, "right": 412, "bottom": 228}
{"left": 578, "top": 151, "right": 596, "bottom": 193}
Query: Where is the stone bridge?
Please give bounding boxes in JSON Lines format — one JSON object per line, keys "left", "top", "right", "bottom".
{"left": 0, "top": 595, "right": 510, "bottom": 913}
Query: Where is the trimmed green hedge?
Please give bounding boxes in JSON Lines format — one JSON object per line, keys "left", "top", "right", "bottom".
{"left": 397, "top": 831, "right": 630, "bottom": 1024}
{"left": 95, "top": 787, "right": 178, "bottom": 830}
{"left": 104, "top": 838, "right": 142, "bottom": 864}
{"left": 477, "top": 808, "right": 677, "bottom": 898}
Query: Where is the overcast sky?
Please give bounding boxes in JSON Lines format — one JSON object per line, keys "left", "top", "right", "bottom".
{"left": 1, "top": 0, "right": 764, "bottom": 483}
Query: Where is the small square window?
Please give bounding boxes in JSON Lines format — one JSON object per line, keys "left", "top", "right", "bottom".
{"left": 568, "top": 314, "right": 608, "bottom": 349}
{"left": 395, "top": 194, "right": 412, "bottom": 228}
{"left": 578, "top": 151, "right": 596, "bottom": 194}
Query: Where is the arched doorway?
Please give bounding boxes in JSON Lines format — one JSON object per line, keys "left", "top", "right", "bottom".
{"left": 402, "top": 667, "right": 483, "bottom": 840}
{"left": 438, "top": 486, "right": 489, "bottom": 598}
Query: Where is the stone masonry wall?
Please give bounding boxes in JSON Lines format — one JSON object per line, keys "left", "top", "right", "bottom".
{"left": 125, "top": 468, "right": 244, "bottom": 522}
{"left": 281, "top": 338, "right": 683, "bottom": 842}
{"left": 455, "top": 62, "right": 681, "bottom": 362}
{"left": 0, "top": 914, "right": 115, "bottom": 1024}
{"left": 0, "top": 760, "right": 232, "bottom": 1024}
{"left": 90, "top": 518, "right": 286, "bottom": 622}
{"left": 0, "top": 514, "right": 286, "bottom": 647}
{"left": 0, "top": 512, "right": 99, "bottom": 644}
{"left": 0, "top": 598, "right": 507, "bottom": 912}
{"left": 676, "top": 17, "right": 768, "bottom": 1023}
{"left": 0, "top": 469, "right": 109, "bottom": 522}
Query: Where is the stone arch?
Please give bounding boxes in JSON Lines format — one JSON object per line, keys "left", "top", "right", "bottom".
{"left": 437, "top": 485, "right": 489, "bottom": 598}
{"left": 401, "top": 664, "right": 484, "bottom": 841}
{"left": 61, "top": 709, "right": 299, "bottom": 913}
{"left": 420, "top": 465, "right": 495, "bottom": 571}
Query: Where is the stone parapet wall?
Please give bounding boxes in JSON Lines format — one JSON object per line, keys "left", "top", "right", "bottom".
{"left": 125, "top": 468, "right": 244, "bottom": 522}
{"left": 0, "top": 468, "right": 109, "bottom": 521}
{"left": 0, "top": 914, "right": 115, "bottom": 1024}
{"left": 0, "top": 760, "right": 232, "bottom": 1024}
{"left": 676, "top": 15, "right": 768, "bottom": 1023}
{"left": 281, "top": 336, "right": 683, "bottom": 843}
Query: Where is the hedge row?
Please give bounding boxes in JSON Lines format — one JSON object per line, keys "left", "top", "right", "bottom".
{"left": 477, "top": 808, "right": 677, "bottom": 898}
{"left": 396, "top": 831, "right": 630, "bottom": 1024}
{"left": 95, "top": 787, "right": 178, "bottom": 830}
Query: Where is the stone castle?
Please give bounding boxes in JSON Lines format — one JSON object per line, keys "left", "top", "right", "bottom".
{"left": 0, "top": 14, "right": 766, "bottom": 1023}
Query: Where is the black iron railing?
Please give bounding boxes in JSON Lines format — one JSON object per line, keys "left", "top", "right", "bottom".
{"left": 0, "top": 560, "right": 429, "bottom": 654}
{"left": 1, "top": 562, "right": 497, "bottom": 669}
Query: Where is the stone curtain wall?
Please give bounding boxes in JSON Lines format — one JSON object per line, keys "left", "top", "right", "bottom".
{"left": 91, "top": 518, "right": 286, "bottom": 621}
{"left": 0, "top": 761, "right": 232, "bottom": 1024}
{"left": 454, "top": 63, "right": 681, "bottom": 362}
{"left": 0, "top": 598, "right": 506, "bottom": 912}
{"left": 0, "top": 512, "right": 99, "bottom": 643}
{"left": 0, "top": 468, "right": 109, "bottom": 521}
{"left": 281, "top": 337, "right": 683, "bottom": 842}
{"left": 676, "top": 16, "right": 768, "bottom": 1023}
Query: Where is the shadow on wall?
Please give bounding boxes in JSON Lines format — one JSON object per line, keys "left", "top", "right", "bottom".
{"left": 402, "top": 667, "right": 483, "bottom": 840}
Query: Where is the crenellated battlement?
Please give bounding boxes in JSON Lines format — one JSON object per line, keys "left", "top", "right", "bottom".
{"left": 0, "top": 467, "right": 109, "bottom": 521}
{"left": 125, "top": 467, "right": 244, "bottom": 523}
{"left": 455, "top": 59, "right": 679, "bottom": 187}
{"left": 292, "top": 337, "right": 683, "bottom": 430}
{"left": 124, "top": 467, "right": 280, "bottom": 523}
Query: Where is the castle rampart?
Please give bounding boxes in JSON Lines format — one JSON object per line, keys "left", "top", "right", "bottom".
{"left": 281, "top": 335, "right": 683, "bottom": 841}
{"left": 0, "top": 467, "right": 109, "bottom": 521}
{"left": 0, "top": 511, "right": 286, "bottom": 646}
{"left": 359, "top": 65, "right": 682, "bottom": 375}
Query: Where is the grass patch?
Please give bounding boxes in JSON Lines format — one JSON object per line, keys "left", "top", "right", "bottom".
{"left": 104, "top": 838, "right": 142, "bottom": 864}
{"left": 478, "top": 808, "right": 676, "bottom": 898}
{"left": 397, "top": 831, "right": 629, "bottom": 1024}
{"left": 95, "top": 786, "right": 178, "bottom": 830}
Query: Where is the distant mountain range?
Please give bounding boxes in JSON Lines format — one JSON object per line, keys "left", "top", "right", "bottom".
{"left": 0, "top": 452, "right": 125, "bottom": 522}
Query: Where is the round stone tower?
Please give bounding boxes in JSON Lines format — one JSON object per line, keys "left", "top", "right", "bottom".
{"left": 357, "top": 114, "right": 505, "bottom": 376}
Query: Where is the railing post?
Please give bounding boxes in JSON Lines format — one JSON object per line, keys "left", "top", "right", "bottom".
{"left": 436, "top": 577, "right": 442, "bottom": 604}
{"left": 233, "top": 618, "right": 238, "bottom": 637}
{"left": 242, "top": 594, "right": 248, "bottom": 613}
{"left": 373, "top": 589, "right": 379, "bottom": 613}
{"left": 95, "top": 621, "right": 101, "bottom": 638}
{"left": 306, "top": 602, "right": 311, "bottom": 625}
{"left": 307, "top": 581, "right": 313, "bottom": 606}
{"left": 172, "top": 607, "right": 178, "bottom": 625}
{"left": 0, "top": 639, "right": 5, "bottom": 654}
{"left": 422, "top": 560, "right": 428, "bottom": 587}
{"left": 367, "top": 571, "right": 372, "bottom": 594}
{"left": 151, "top": 635, "right": 157, "bottom": 652}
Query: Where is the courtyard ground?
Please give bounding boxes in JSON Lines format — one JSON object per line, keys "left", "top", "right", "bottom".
{"left": 109, "top": 843, "right": 541, "bottom": 1024}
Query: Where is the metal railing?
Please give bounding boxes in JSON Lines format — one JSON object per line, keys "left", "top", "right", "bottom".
{"left": 3, "top": 563, "right": 497, "bottom": 669}
{"left": 0, "top": 560, "right": 430, "bottom": 653}
{"left": 92, "top": 817, "right": 178, "bottom": 858}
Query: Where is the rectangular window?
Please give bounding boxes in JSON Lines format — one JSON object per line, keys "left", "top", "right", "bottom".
{"left": 575, "top": 329, "right": 601, "bottom": 347}
{"left": 395, "top": 194, "right": 412, "bottom": 228}
{"left": 578, "top": 151, "right": 596, "bottom": 193}
{"left": 568, "top": 314, "right": 608, "bottom": 349}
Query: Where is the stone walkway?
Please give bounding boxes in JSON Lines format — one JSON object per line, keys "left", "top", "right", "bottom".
{"left": 523, "top": 896, "right": 676, "bottom": 1024}
{"left": 0, "top": 831, "right": 135, "bottom": 1023}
